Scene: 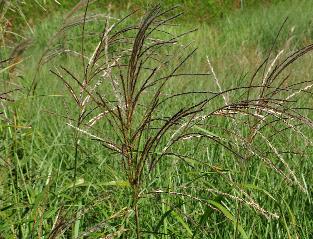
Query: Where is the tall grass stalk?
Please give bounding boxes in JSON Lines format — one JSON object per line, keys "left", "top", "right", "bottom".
{"left": 2, "top": 0, "right": 313, "bottom": 237}
{"left": 47, "top": 3, "right": 313, "bottom": 238}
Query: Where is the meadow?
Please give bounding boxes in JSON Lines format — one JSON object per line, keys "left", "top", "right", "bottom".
{"left": 1, "top": 0, "right": 313, "bottom": 238}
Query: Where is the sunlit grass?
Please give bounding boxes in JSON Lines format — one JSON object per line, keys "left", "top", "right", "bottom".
{"left": 1, "top": 1, "right": 313, "bottom": 238}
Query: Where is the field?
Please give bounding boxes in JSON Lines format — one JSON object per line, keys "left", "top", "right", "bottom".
{"left": 1, "top": 0, "right": 313, "bottom": 238}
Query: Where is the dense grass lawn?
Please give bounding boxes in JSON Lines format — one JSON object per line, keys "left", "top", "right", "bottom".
{"left": 1, "top": 0, "right": 313, "bottom": 238}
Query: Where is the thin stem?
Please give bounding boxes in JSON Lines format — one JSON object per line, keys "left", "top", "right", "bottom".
{"left": 133, "top": 186, "right": 141, "bottom": 239}
{"left": 135, "top": 203, "right": 140, "bottom": 239}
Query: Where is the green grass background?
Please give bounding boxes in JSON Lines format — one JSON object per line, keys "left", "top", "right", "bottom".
{"left": 1, "top": 0, "right": 313, "bottom": 238}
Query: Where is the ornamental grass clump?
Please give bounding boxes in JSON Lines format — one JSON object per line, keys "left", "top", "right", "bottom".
{"left": 48, "top": 2, "right": 313, "bottom": 238}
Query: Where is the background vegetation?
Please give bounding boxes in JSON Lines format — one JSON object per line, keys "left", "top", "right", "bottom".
{"left": 1, "top": 0, "right": 313, "bottom": 238}
{"left": 4, "top": 0, "right": 285, "bottom": 30}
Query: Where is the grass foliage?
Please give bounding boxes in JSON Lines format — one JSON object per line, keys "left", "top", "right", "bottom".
{"left": 1, "top": 0, "right": 313, "bottom": 238}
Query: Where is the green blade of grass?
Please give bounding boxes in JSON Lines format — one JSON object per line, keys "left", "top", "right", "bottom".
{"left": 208, "top": 200, "right": 248, "bottom": 239}
{"left": 171, "top": 210, "right": 193, "bottom": 237}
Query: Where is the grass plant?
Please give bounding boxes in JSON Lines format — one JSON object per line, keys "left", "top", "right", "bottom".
{"left": 1, "top": 0, "right": 313, "bottom": 238}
